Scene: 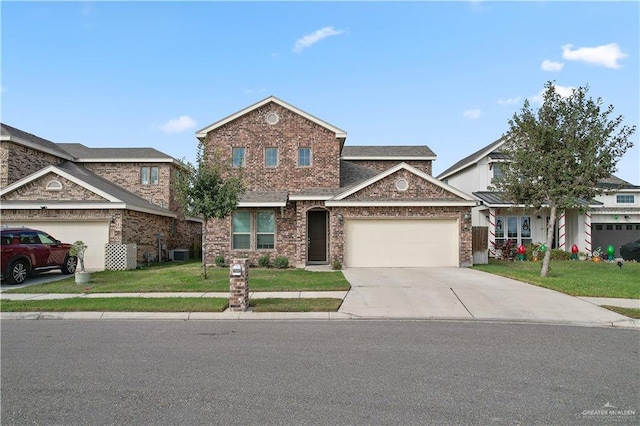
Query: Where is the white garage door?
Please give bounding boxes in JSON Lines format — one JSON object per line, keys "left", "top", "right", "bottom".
{"left": 344, "top": 219, "right": 459, "bottom": 267}
{"left": 5, "top": 221, "right": 109, "bottom": 271}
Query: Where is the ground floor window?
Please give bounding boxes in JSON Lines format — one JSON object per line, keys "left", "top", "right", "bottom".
{"left": 232, "top": 210, "right": 275, "bottom": 250}
{"left": 495, "top": 215, "right": 531, "bottom": 247}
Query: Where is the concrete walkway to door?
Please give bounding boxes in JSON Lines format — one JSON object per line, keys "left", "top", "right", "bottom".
{"left": 339, "top": 267, "right": 637, "bottom": 327}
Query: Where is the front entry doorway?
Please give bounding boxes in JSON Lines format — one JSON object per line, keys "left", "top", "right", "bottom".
{"left": 307, "top": 209, "right": 328, "bottom": 263}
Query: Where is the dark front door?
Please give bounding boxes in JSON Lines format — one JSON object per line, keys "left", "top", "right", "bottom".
{"left": 307, "top": 210, "right": 327, "bottom": 263}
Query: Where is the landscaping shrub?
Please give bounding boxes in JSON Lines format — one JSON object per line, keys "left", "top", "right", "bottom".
{"left": 332, "top": 260, "right": 342, "bottom": 270}
{"left": 550, "top": 248, "right": 571, "bottom": 260}
{"left": 274, "top": 257, "right": 289, "bottom": 269}
{"left": 214, "top": 255, "right": 226, "bottom": 267}
{"left": 258, "top": 255, "right": 271, "bottom": 268}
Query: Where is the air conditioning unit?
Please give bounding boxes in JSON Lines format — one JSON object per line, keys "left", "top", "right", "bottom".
{"left": 168, "top": 249, "right": 189, "bottom": 261}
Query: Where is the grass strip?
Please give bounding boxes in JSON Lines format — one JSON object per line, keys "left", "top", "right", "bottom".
{"left": 4, "top": 262, "right": 350, "bottom": 294}
{"left": 601, "top": 306, "right": 640, "bottom": 319}
{"left": 0, "top": 297, "right": 228, "bottom": 312}
{"left": 473, "top": 260, "right": 640, "bottom": 299}
{"left": 249, "top": 298, "right": 343, "bottom": 312}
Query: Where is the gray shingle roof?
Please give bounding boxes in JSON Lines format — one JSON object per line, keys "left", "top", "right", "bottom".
{"left": 1, "top": 123, "right": 74, "bottom": 160}
{"left": 56, "top": 161, "right": 175, "bottom": 215}
{"left": 58, "top": 143, "right": 174, "bottom": 161}
{"left": 239, "top": 191, "right": 288, "bottom": 204}
{"left": 340, "top": 160, "right": 379, "bottom": 188}
{"left": 595, "top": 175, "right": 639, "bottom": 190}
{"left": 341, "top": 145, "right": 436, "bottom": 158}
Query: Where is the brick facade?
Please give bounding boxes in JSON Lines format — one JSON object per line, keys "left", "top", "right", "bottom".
{"left": 1, "top": 142, "right": 62, "bottom": 188}
{"left": 199, "top": 98, "right": 473, "bottom": 268}
{"left": 203, "top": 102, "right": 341, "bottom": 191}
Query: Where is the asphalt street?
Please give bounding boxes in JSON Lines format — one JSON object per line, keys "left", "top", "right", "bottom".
{"left": 2, "top": 320, "right": 638, "bottom": 425}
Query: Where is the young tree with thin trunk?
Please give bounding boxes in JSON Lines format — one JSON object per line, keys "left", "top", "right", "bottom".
{"left": 174, "top": 143, "right": 244, "bottom": 278}
{"left": 494, "top": 81, "right": 635, "bottom": 277}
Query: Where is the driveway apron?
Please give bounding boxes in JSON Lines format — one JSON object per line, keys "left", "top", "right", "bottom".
{"left": 339, "top": 267, "right": 630, "bottom": 325}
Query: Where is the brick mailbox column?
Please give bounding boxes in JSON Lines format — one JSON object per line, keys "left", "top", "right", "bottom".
{"left": 229, "top": 258, "right": 249, "bottom": 312}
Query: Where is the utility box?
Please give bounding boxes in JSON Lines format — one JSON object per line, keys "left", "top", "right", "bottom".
{"left": 169, "top": 249, "right": 189, "bottom": 261}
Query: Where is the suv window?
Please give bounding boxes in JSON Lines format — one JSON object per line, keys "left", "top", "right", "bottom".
{"left": 37, "top": 232, "right": 57, "bottom": 244}
{"left": 20, "top": 232, "right": 38, "bottom": 245}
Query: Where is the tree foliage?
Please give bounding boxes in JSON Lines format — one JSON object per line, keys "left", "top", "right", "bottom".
{"left": 494, "top": 81, "right": 635, "bottom": 277}
{"left": 173, "top": 142, "right": 244, "bottom": 277}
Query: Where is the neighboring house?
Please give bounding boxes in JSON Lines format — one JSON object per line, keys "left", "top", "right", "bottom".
{"left": 437, "top": 138, "right": 640, "bottom": 257}
{"left": 0, "top": 123, "right": 201, "bottom": 270}
{"left": 195, "top": 96, "right": 477, "bottom": 268}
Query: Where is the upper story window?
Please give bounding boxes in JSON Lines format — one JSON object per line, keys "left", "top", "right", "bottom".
{"left": 492, "top": 163, "right": 504, "bottom": 181}
{"left": 298, "top": 147, "right": 311, "bottom": 167}
{"left": 141, "top": 166, "right": 159, "bottom": 185}
{"left": 265, "top": 148, "right": 278, "bottom": 168}
{"left": 232, "top": 147, "right": 246, "bottom": 168}
{"left": 616, "top": 194, "right": 635, "bottom": 204}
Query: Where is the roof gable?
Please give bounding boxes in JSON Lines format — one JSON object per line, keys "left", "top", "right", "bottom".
{"left": 332, "top": 162, "right": 476, "bottom": 203}
{"left": 195, "top": 96, "right": 347, "bottom": 140}
{"left": 1, "top": 123, "right": 74, "bottom": 161}
{"left": 0, "top": 162, "right": 175, "bottom": 217}
{"left": 437, "top": 137, "right": 506, "bottom": 180}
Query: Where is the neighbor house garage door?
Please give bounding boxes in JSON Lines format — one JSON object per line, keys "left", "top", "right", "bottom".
{"left": 344, "top": 219, "right": 459, "bottom": 267}
{"left": 5, "top": 220, "right": 109, "bottom": 271}
{"left": 592, "top": 223, "right": 640, "bottom": 257}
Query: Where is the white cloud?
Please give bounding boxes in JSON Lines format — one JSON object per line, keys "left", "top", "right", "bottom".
{"left": 531, "top": 84, "right": 575, "bottom": 104}
{"left": 158, "top": 116, "right": 196, "bottom": 133}
{"left": 463, "top": 109, "right": 482, "bottom": 120}
{"left": 541, "top": 60, "right": 564, "bottom": 72}
{"left": 498, "top": 96, "right": 521, "bottom": 105}
{"left": 561, "top": 43, "right": 628, "bottom": 69}
{"left": 293, "top": 26, "right": 345, "bottom": 53}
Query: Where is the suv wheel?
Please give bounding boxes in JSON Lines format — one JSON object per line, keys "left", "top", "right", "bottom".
{"left": 8, "top": 259, "right": 29, "bottom": 284}
{"left": 62, "top": 256, "right": 77, "bottom": 275}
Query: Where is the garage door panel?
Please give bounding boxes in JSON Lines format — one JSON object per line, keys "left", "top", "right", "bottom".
{"left": 345, "top": 219, "right": 458, "bottom": 267}
{"left": 5, "top": 221, "right": 108, "bottom": 271}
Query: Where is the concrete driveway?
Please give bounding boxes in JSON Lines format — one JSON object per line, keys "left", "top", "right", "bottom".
{"left": 339, "top": 267, "right": 632, "bottom": 326}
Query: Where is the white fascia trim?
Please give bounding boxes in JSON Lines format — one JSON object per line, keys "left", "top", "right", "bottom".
{"left": 0, "top": 166, "right": 121, "bottom": 202}
{"left": 76, "top": 158, "right": 176, "bottom": 163}
{"left": 341, "top": 156, "right": 437, "bottom": 161}
{"left": 333, "top": 162, "right": 476, "bottom": 201}
{"left": 0, "top": 202, "right": 178, "bottom": 218}
{"left": 2, "top": 135, "right": 75, "bottom": 161}
{"left": 237, "top": 201, "right": 287, "bottom": 208}
{"left": 438, "top": 138, "right": 506, "bottom": 180}
{"left": 288, "top": 195, "right": 333, "bottom": 201}
{"left": 325, "top": 200, "right": 478, "bottom": 207}
{"left": 195, "top": 96, "right": 347, "bottom": 139}
{"left": 1, "top": 202, "right": 125, "bottom": 210}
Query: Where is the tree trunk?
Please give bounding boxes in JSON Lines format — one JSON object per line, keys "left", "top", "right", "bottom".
{"left": 202, "top": 218, "right": 207, "bottom": 279}
{"left": 541, "top": 204, "right": 557, "bottom": 277}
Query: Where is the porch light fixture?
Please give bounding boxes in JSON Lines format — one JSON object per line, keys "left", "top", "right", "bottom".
{"left": 463, "top": 213, "right": 471, "bottom": 220}
{"left": 337, "top": 213, "right": 344, "bottom": 224}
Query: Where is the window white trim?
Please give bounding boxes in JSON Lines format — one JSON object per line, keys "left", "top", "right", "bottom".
{"left": 45, "top": 180, "right": 63, "bottom": 191}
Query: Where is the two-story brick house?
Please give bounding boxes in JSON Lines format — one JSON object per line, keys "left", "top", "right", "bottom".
{"left": 1, "top": 123, "right": 202, "bottom": 270}
{"left": 197, "top": 96, "right": 477, "bottom": 268}
{"left": 437, "top": 137, "right": 640, "bottom": 258}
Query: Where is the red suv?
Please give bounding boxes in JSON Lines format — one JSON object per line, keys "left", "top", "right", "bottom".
{"left": 1, "top": 227, "right": 77, "bottom": 284}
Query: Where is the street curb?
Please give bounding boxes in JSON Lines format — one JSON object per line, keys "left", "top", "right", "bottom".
{"left": 2, "top": 312, "right": 638, "bottom": 329}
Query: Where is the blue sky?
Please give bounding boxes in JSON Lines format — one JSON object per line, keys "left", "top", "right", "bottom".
{"left": 2, "top": 1, "right": 639, "bottom": 184}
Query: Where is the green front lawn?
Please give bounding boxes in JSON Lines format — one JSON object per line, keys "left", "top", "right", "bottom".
{"left": 473, "top": 259, "right": 640, "bottom": 299}
{"left": 3, "top": 261, "right": 350, "bottom": 294}
{"left": 0, "top": 297, "right": 344, "bottom": 313}
{"left": 0, "top": 297, "right": 229, "bottom": 312}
